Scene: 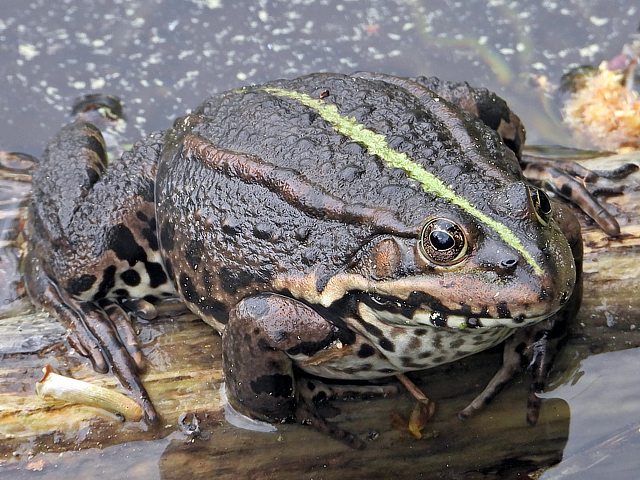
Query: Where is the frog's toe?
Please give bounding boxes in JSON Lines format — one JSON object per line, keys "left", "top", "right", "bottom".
{"left": 26, "top": 257, "right": 158, "bottom": 423}
{"left": 295, "top": 396, "right": 367, "bottom": 450}
{"left": 101, "top": 299, "right": 146, "bottom": 372}
{"left": 76, "top": 302, "right": 158, "bottom": 423}
{"left": 458, "top": 356, "right": 521, "bottom": 421}
{"left": 121, "top": 298, "right": 158, "bottom": 321}
{"left": 458, "top": 328, "right": 527, "bottom": 420}
{"left": 66, "top": 327, "right": 109, "bottom": 374}
{"left": 299, "top": 378, "right": 398, "bottom": 403}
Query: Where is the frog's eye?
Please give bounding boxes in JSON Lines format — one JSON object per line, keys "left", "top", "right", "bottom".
{"left": 418, "top": 218, "right": 469, "bottom": 266}
{"left": 530, "top": 187, "right": 552, "bottom": 225}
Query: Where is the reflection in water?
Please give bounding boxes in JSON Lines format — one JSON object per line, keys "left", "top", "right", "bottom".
{"left": 0, "top": 152, "right": 34, "bottom": 318}
{"left": 541, "top": 348, "right": 640, "bottom": 479}
{"left": 220, "top": 383, "right": 277, "bottom": 433}
{"left": 10, "top": 438, "right": 171, "bottom": 480}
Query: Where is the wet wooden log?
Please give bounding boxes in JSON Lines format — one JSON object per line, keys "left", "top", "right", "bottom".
{"left": 0, "top": 152, "right": 638, "bottom": 479}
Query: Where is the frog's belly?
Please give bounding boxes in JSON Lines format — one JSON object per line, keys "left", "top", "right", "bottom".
{"left": 291, "top": 323, "right": 515, "bottom": 380}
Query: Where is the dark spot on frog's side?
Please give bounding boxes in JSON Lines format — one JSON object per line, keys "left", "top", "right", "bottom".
{"left": 146, "top": 262, "right": 168, "bottom": 288}
{"left": 185, "top": 240, "right": 202, "bottom": 270}
{"left": 250, "top": 373, "right": 293, "bottom": 398}
{"left": 179, "top": 272, "right": 198, "bottom": 303}
{"left": 219, "top": 266, "right": 259, "bottom": 294}
{"left": 378, "top": 337, "right": 395, "bottom": 352}
{"left": 179, "top": 271, "right": 227, "bottom": 318}
{"left": 353, "top": 317, "right": 396, "bottom": 350}
{"left": 121, "top": 269, "right": 141, "bottom": 287}
{"left": 400, "top": 356, "right": 424, "bottom": 369}
{"left": 407, "top": 336, "right": 421, "bottom": 350}
{"left": 357, "top": 343, "right": 376, "bottom": 358}
{"left": 199, "top": 297, "right": 229, "bottom": 318}
{"left": 67, "top": 273, "right": 97, "bottom": 295}
{"left": 108, "top": 224, "right": 147, "bottom": 265}
{"left": 202, "top": 268, "right": 215, "bottom": 291}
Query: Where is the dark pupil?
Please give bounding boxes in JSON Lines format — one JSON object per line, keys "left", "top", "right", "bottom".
{"left": 537, "top": 190, "right": 551, "bottom": 214}
{"left": 430, "top": 230, "right": 454, "bottom": 251}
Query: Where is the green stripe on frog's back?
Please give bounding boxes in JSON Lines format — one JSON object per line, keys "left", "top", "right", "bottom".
{"left": 260, "top": 86, "right": 543, "bottom": 275}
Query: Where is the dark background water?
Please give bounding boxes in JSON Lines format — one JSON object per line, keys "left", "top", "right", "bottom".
{"left": 1, "top": 0, "right": 638, "bottom": 156}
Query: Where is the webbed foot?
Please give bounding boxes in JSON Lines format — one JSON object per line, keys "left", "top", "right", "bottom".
{"left": 295, "top": 378, "right": 400, "bottom": 448}
{"left": 25, "top": 252, "right": 158, "bottom": 424}
{"left": 295, "top": 393, "right": 367, "bottom": 449}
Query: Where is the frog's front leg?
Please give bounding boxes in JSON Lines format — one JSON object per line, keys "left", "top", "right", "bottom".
{"left": 223, "top": 293, "right": 366, "bottom": 447}
{"left": 459, "top": 202, "right": 583, "bottom": 424}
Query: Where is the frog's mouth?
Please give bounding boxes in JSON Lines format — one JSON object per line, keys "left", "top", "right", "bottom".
{"left": 356, "top": 291, "right": 561, "bottom": 330}
{"left": 275, "top": 268, "right": 574, "bottom": 330}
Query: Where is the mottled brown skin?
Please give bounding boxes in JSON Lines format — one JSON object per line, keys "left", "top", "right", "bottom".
{"left": 24, "top": 73, "right": 626, "bottom": 445}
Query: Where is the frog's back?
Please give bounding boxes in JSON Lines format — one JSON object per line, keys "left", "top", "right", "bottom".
{"left": 191, "top": 73, "right": 523, "bottom": 227}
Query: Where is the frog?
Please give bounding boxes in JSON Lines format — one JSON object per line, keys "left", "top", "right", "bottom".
{"left": 24, "top": 72, "right": 630, "bottom": 446}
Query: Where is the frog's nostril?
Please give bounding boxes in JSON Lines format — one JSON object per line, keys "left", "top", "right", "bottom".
{"left": 500, "top": 257, "right": 518, "bottom": 271}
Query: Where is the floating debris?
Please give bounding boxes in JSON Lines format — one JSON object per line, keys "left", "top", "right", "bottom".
{"left": 35, "top": 365, "right": 143, "bottom": 421}
{"left": 397, "top": 374, "right": 436, "bottom": 439}
{"left": 562, "top": 57, "right": 640, "bottom": 152}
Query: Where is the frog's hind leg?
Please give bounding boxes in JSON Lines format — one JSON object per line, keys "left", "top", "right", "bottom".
{"left": 458, "top": 313, "right": 570, "bottom": 425}
{"left": 24, "top": 250, "right": 158, "bottom": 422}
{"left": 295, "top": 377, "right": 399, "bottom": 448}
{"left": 222, "top": 293, "right": 368, "bottom": 448}
{"left": 26, "top": 118, "right": 166, "bottom": 423}
{"left": 521, "top": 156, "right": 638, "bottom": 235}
